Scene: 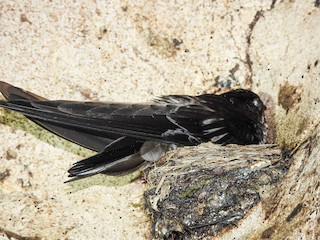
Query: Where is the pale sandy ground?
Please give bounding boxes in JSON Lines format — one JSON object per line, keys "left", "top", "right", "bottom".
{"left": 0, "top": 1, "right": 319, "bottom": 239}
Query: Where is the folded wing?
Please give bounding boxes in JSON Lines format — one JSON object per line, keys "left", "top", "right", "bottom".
{"left": 0, "top": 83, "right": 218, "bottom": 146}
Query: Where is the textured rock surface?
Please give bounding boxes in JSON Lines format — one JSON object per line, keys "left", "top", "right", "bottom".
{"left": 0, "top": 0, "right": 319, "bottom": 239}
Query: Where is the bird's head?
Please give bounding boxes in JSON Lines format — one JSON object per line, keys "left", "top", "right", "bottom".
{"left": 221, "top": 89, "right": 267, "bottom": 144}
{"left": 222, "top": 89, "right": 266, "bottom": 118}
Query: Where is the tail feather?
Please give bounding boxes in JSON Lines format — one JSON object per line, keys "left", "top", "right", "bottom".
{"left": 66, "top": 137, "right": 145, "bottom": 182}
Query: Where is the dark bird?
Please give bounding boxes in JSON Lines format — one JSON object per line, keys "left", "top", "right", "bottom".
{"left": 0, "top": 81, "right": 266, "bottom": 182}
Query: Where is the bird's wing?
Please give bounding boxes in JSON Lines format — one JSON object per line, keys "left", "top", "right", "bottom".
{"left": 0, "top": 83, "right": 216, "bottom": 146}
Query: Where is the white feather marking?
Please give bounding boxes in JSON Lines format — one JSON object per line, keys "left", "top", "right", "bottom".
{"left": 156, "top": 96, "right": 196, "bottom": 105}
{"left": 202, "top": 117, "right": 224, "bottom": 125}
{"left": 203, "top": 126, "right": 225, "bottom": 135}
{"left": 210, "top": 133, "right": 228, "bottom": 142}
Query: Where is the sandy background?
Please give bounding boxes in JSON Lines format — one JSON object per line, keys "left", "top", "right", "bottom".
{"left": 0, "top": 0, "right": 319, "bottom": 239}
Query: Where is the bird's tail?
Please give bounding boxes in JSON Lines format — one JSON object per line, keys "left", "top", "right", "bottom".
{"left": 66, "top": 136, "right": 145, "bottom": 182}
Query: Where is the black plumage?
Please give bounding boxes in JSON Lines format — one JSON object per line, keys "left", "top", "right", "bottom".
{"left": 0, "top": 81, "right": 266, "bottom": 182}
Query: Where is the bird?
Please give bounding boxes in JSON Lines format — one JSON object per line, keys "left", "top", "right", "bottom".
{"left": 0, "top": 81, "right": 266, "bottom": 182}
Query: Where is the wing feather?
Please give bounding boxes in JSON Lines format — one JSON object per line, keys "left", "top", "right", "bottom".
{"left": 0, "top": 96, "right": 215, "bottom": 145}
